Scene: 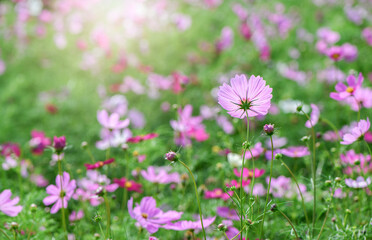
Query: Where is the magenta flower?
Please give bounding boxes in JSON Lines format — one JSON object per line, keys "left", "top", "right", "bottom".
{"left": 305, "top": 104, "right": 320, "bottom": 128}
{"left": 84, "top": 158, "right": 115, "bottom": 170}
{"left": 345, "top": 176, "right": 371, "bottom": 188}
{"left": 127, "top": 133, "right": 158, "bottom": 144}
{"left": 281, "top": 146, "right": 310, "bottom": 158}
{"left": 97, "top": 110, "right": 130, "bottom": 130}
{"left": 0, "top": 190, "right": 23, "bottom": 217}
{"left": 216, "top": 207, "right": 239, "bottom": 221}
{"left": 341, "top": 118, "right": 370, "bottom": 145}
{"left": 233, "top": 168, "right": 265, "bottom": 179}
{"left": 218, "top": 74, "right": 273, "bottom": 118}
{"left": 0, "top": 143, "right": 21, "bottom": 157}
{"left": 53, "top": 136, "right": 66, "bottom": 153}
{"left": 204, "top": 188, "right": 232, "bottom": 201}
{"left": 29, "top": 130, "right": 51, "bottom": 155}
{"left": 43, "top": 172, "right": 76, "bottom": 214}
{"left": 141, "top": 166, "right": 180, "bottom": 184}
{"left": 128, "top": 197, "right": 183, "bottom": 234}
{"left": 170, "top": 105, "right": 209, "bottom": 146}
{"left": 163, "top": 216, "right": 216, "bottom": 231}
{"left": 330, "top": 73, "right": 364, "bottom": 100}
{"left": 114, "top": 178, "right": 142, "bottom": 193}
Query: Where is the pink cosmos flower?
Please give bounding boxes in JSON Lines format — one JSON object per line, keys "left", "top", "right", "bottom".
{"left": 245, "top": 183, "right": 266, "bottom": 197}
{"left": 127, "top": 133, "right": 158, "bottom": 144}
{"left": 170, "top": 105, "right": 209, "bottom": 146}
{"left": 0, "top": 190, "right": 23, "bottom": 217}
{"left": 340, "top": 150, "right": 371, "bottom": 175}
{"left": 345, "top": 176, "right": 371, "bottom": 188}
{"left": 218, "top": 74, "right": 273, "bottom": 118}
{"left": 215, "top": 27, "right": 234, "bottom": 53}
{"left": 305, "top": 104, "right": 320, "bottom": 128}
{"left": 281, "top": 146, "right": 310, "bottom": 158}
{"left": 216, "top": 207, "right": 239, "bottom": 221}
{"left": 233, "top": 168, "right": 265, "bottom": 179}
{"left": 102, "top": 95, "right": 128, "bottom": 116}
{"left": 43, "top": 172, "right": 76, "bottom": 214}
{"left": 30, "top": 174, "right": 49, "bottom": 187}
{"left": 362, "top": 27, "right": 372, "bottom": 46}
{"left": 53, "top": 136, "right": 66, "bottom": 153}
{"left": 344, "top": 87, "right": 372, "bottom": 111}
{"left": 69, "top": 210, "right": 84, "bottom": 222}
{"left": 84, "top": 158, "right": 115, "bottom": 170}
{"left": 342, "top": 43, "right": 358, "bottom": 62}
{"left": 141, "top": 166, "right": 180, "bottom": 184}
{"left": 29, "top": 130, "right": 51, "bottom": 155}
{"left": 327, "top": 46, "right": 343, "bottom": 61}
{"left": 163, "top": 216, "right": 216, "bottom": 231}
{"left": 97, "top": 110, "right": 130, "bottom": 130}
{"left": 341, "top": 118, "right": 370, "bottom": 145}
{"left": 114, "top": 178, "right": 142, "bottom": 193}
{"left": 330, "top": 73, "right": 364, "bottom": 100}
{"left": 204, "top": 188, "right": 232, "bottom": 201}
{"left": 96, "top": 129, "right": 132, "bottom": 150}
{"left": 0, "top": 143, "right": 21, "bottom": 157}
{"left": 128, "top": 197, "right": 183, "bottom": 234}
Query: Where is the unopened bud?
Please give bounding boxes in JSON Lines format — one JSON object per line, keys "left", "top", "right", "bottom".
{"left": 263, "top": 124, "right": 275, "bottom": 136}
{"left": 81, "top": 141, "right": 88, "bottom": 149}
{"left": 217, "top": 223, "right": 227, "bottom": 231}
{"left": 11, "top": 222, "right": 18, "bottom": 230}
{"left": 275, "top": 153, "right": 283, "bottom": 160}
{"left": 325, "top": 180, "right": 332, "bottom": 187}
{"left": 270, "top": 204, "right": 277, "bottom": 212}
{"left": 245, "top": 219, "right": 252, "bottom": 225}
{"left": 30, "top": 203, "right": 37, "bottom": 213}
{"left": 94, "top": 233, "right": 100, "bottom": 239}
{"left": 95, "top": 187, "right": 104, "bottom": 197}
{"left": 165, "top": 151, "right": 178, "bottom": 162}
{"left": 331, "top": 217, "right": 336, "bottom": 223}
{"left": 93, "top": 214, "right": 102, "bottom": 223}
{"left": 301, "top": 136, "right": 311, "bottom": 142}
{"left": 296, "top": 105, "right": 303, "bottom": 112}
{"left": 345, "top": 209, "right": 351, "bottom": 214}
{"left": 335, "top": 177, "right": 341, "bottom": 183}
{"left": 354, "top": 160, "right": 360, "bottom": 166}
{"left": 242, "top": 141, "right": 251, "bottom": 150}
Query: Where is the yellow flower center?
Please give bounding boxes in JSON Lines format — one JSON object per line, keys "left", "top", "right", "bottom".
{"left": 141, "top": 213, "right": 148, "bottom": 219}
{"left": 125, "top": 182, "right": 132, "bottom": 188}
{"left": 346, "top": 87, "right": 354, "bottom": 93}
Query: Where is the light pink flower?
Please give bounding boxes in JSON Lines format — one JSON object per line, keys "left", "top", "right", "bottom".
{"left": 163, "top": 216, "right": 216, "bottom": 231}
{"left": 141, "top": 166, "right": 180, "bottom": 184}
{"left": 0, "top": 190, "right": 23, "bottom": 217}
{"left": 305, "top": 104, "right": 320, "bottom": 128}
{"left": 69, "top": 210, "right": 84, "bottom": 222}
{"left": 244, "top": 142, "right": 264, "bottom": 159}
{"left": 43, "top": 172, "right": 76, "bottom": 214}
{"left": 215, "top": 27, "right": 234, "bottom": 53}
{"left": 97, "top": 110, "right": 130, "bottom": 130}
{"left": 345, "top": 176, "right": 371, "bottom": 188}
{"left": 218, "top": 74, "right": 272, "bottom": 118}
{"left": 281, "top": 146, "right": 310, "bottom": 158}
{"left": 341, "top": 118, "right": 370, "bottom": 145}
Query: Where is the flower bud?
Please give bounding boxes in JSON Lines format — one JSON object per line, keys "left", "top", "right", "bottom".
{"left": 53, "top": 136, "right": 66, "bottom": 154}
{"left": 93, "top": 214, "right": 102, "bottom": 223}
{"left": 331, "top": 217, "right": 336, "bottom": 223}
{"left": 301, "top": 136, "right": 310, "bottom": 142}
{"left": 230, "top": 186, "right": 236, "bottom": 191}
{"left": 354, "top": 160, "right": 360, "bottom": 166}
{"left": 296, "top": 105, "right": 303, "bottom": 112}
{"left": 345, "top": 209, "right": 351, "bottom": 214}
{"left": 270, "top": 204, "right": 277, "bottom": 212}
{"left": 325, "top": 180, "right": 332, "bottom": 187}
{"left": 165, "top": 151, "right": 178, "bottom": 162}
{"left": 217, "top": 223, "right": 227, "bottom": 232}
{"left": 263, "top": 124, "right": 275, "bottom": 136}
{"left": 30, "top": 203, "right": 37, "bottom": 213}
{"left": 95, "top": 187, "right": 104, "bottom": 197}
{"left": 11, "top": 222, "right": 18, "bottom": 230}
{"left": 242, "top": 141, "right": 251, "bottom": 150}
{"left": 81, "top": 141, "right": 88, "bottom": 149}
{"left": 245, "top": 219, "right": 252, "bottom": 226}
{"left": 335, "top": 177, "right": 341, "bottom": 183}
{"left": 274, "top": 153, "right": 283, "bottom": 160}
{"left": 94, "top": 233, "right": 100, "bottom": 239}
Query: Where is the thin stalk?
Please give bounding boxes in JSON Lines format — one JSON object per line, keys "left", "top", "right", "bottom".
{"left": 122, "top": 151, "right": 129, "bottom": 210}
{"left": 104, "top": 192, "right": 111, "bottom": 239}
{"left": 86, "top": 147, "right": 96, "bottom": 163}
{"left": 98, "top": 223, "right": 105, "bottom": 238}
{"left": 364, "top": 140, "right": 372, "bottom": 157}
{"left": 239, "top": 111, "right": 250, "bottom": 240}
{"left": 178, "top": 160, "right": 206, "bottom": 240}
{"left": 302, "top": 110, "right": 317, "bottom": 237}
{"left": 0, "top": 228, "right": 11, "bottom": 240}
{"left": 352, "top": 96, "right": 360, "bottom": 121}
{"left": 316, "top": 207, "right": 330, "bottom": 240}
{"left": 277, "top": 209, "right": 299, "bottom": 240}
{"left": 223, "top": 232, "right": 229, "bottom": 239}
{"left": 27, "top": 214, "right": 36, "bottom": 240}
{"left": 260, "top": 135, "right": 274, "bottom": 238}
{"left": 280, "top": 159, "right": 310, "bottom": 227}
{"left": 248, "top": 148, "right": 256, "bottom": 220}
{"left": 57, "top": 156, "right": 68, "bottom": 240}
{"left": 320, "top": 118, "right": 340, "bottom": 139}
{"left": 12, "top": 230, "right": 16, "bottom": 240}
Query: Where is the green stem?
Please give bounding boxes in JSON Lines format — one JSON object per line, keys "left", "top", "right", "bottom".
{"left": 277, "top": 209, "right": 299, "bottom": 239}
{"left": 364, "top": 140, "right": 372, "bottom": 157}
{"left": 260, "top": 135, "right": 274, "bottom": 239}
{"left": 122, "top": 151, "right": 129, "bottom": 211}
{"left": 27, "top": 214, "right": 36, "bottom": 240}
{"left": 57, "top": 156, "right": 68, "bottom": 240}
{"left": 321, "top": 118, "right": 340, "bottom": 139}
{"left": 302, "top": 110, "right": 317, "bottom": 237}
{"left": 316, "top": 206, "right": 330, "bottom": 240}
{"left": 0, "top": 228, "right": 11, "bottom": 240}
{"left": 12, "top": 230, "right": 16, "bottom": 240}
{"left": 178, "top": 160, "right": 206, "bottom": 240}
{"left": 99, "top": 223, "right": 105, "bottom": 238}
{"left": 231, "top": 226, "right": 246, "bottom": 240}
{"left": 280, "top": 159, "right": 310, "bottom": 228}
{"left": 104, "top": 192, "right": 111, "bottom": 239}
{"left": 86, "top": 147, "right": 96, "bottom": 163}
{"left": 239, "top": 112, "right": 249, "bottom": 240}
{"left": 248, "top": 148, "right": 256, "bottom": 220}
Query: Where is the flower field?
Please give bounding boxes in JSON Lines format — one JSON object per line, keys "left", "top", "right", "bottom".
{"left": 0, "top": 0, "right": 371, "bottom": 239}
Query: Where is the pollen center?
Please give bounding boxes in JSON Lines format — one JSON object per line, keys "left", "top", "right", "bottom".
{"left": 239, "top": 98, "right": 252, "bottom": 111}
{"left": 125, "top": 182, "right": 132, "bottom": 188}
{"left": 346, "top": 87, "right": 354, "bottom": 93}
{"left": 141, "top": 213, "right": 148, "bottom": 219}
